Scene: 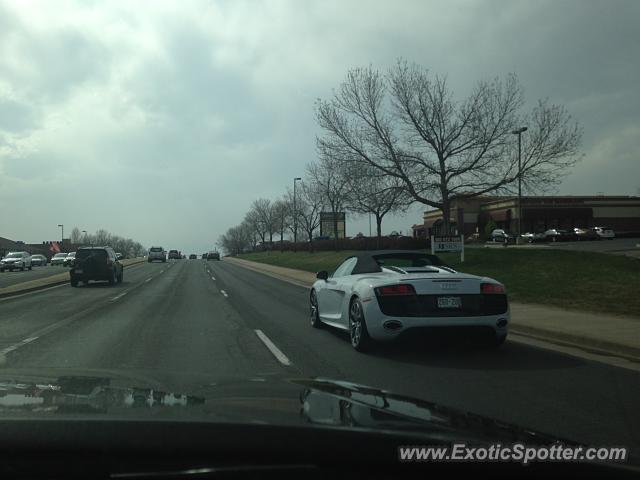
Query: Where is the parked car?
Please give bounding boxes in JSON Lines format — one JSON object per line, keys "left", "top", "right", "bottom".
{"left": 573, "top": 227, "right": 599, "bottom": 241}
{"left": 30, "top": 254, "right": 48, "bottom": 266}
{"left": 50, "top": 252, "right": 68, "bottom": 266}
{"left": 70, "top": 246, "right": 123, "bottom": 287}
{"left": 168, "top": 250, "right": 181, "bottom": 260}
{"left": 148, "top": 246, "right": 166, "bottom": 263}
{"left": 592, "top": 226, "right": 615, "bottom": 240}
{"left": 310, "top": 251, "right": 508, "bottom": 351}
{"left": 544, "top": 229, "right": 575, "bottom": 242}
{"left": 490, "top": 229, "right": 514, "bottom": 243}
{"left": 0, "top": 251, "right": 32, "bottom": 272}
{"left": 63, "top": 251, "right": 77, "bottom": 267}
{"left": 207, "top": 252, "right": 220, "bottom": 261}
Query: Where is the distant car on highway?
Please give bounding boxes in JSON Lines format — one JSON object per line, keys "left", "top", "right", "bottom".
{"left": 30, "top": 254, "right": 48, "bottom": 266}
{"left": 63, "top": 252, "right": 77, "bottom": 267}
{"left": 148, "top": 247, "right": 166, "bottom": 263}
{"left": 70, "top": 246, "right": 123, "bottom": 287}
{"left": 168, "top": 250, "right": 181, "bottom": 260}
{"left": 592, "top": 226, "right": 615, "bottom": 240}
{"left": 206, "top": 252, "right": 220, "bottom": 261}
{"left": 310, "top": 251, "right": 509, "bottom": 351}
{"left": 50, "top": 252, "right": 68, "bottom": 266}
{"left": 188, "top": 254, "right": 197, "bottom": 259}
{"left": 0, "top": 251, "right": 32, "bottom": 272}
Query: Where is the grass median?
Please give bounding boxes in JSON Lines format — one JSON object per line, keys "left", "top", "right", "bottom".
{"left": 239, "top": 249, "right": 640, "bottom": 318}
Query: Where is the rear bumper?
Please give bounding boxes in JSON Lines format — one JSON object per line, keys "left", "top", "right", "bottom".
{"left": 363, "top": 301, "right": 510, "bottom": 341}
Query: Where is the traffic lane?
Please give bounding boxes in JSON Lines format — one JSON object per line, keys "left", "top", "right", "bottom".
{"left": 0, "top": 264, "right": 70, "bottom": 288}
{"left": 0, "top": 261, "right": 167, "bottom": 352}
{"left": 209, "top": 260, "right": 640, "bottom": 451}
{"left": 5, "top": 259, "right": 286, "bottom": 390}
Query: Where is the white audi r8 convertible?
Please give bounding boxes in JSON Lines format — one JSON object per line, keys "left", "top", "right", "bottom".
{"left": 309, "top": 251, "right": 509, "bottom": 351}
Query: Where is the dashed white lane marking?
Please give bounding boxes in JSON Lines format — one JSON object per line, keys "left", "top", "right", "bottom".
{"left": 111, "top": 291, "right": 128, "bottom": 301}
{"left": 211, "top": 276, "right": 216, "bottom": 281}
{"left": 145, "top": 277, "right": 152, "bottom": 283}
{"left": 220, "top": 289, "right": 228, "bottom": 298}
{"left": 254, "top": 329, "right": 292, "bottom": 366}
{"left": 0, "top": 336, "right": 39, "bottom": 357}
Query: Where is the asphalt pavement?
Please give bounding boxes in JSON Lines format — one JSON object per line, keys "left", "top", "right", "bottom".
{"left": 0, "top": 265, "right": 70, "bottom": 288}
{"left": 0, "top": 258, "right": 638, "bottom": 454}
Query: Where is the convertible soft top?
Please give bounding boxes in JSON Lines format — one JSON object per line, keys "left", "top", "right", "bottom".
{"left": 349, "top": 250, "right": 444, "bottom": 275}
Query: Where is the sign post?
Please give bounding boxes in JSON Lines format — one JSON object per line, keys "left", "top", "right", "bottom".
{"left": 431, "top": 234, "right": 464, "bottom": 262}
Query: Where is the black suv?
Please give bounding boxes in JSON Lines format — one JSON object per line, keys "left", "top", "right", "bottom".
{"left": 70, "top": 247, "right": 123, "bottom": 287}
{"left": 207, "top": 252, "right": 220, "bottom": 261}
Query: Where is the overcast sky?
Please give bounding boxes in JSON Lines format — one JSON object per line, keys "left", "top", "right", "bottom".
{"left": 1, "top": 0, "right": 638, "bottom": 253}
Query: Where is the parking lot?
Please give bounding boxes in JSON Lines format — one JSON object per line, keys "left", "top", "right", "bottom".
{"left": 481, "top": 237, "right": 640, "bottom": 257}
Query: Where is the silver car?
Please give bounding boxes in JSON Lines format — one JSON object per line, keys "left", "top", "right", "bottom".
{"left": 0, "top": 252, "right": 32, "bottom": 272}
{"left": 30, "top": 254, "right": 48, "bottom": 266}
{"left": 50, "top": 252, "right": 68, "bottom": 266}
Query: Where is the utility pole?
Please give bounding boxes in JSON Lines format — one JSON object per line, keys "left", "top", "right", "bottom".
{"left": 293, "top": 177, "right": 302, "bottom": 248}
{"left": 511, "top": 127, "right": 528, "bottom": 243}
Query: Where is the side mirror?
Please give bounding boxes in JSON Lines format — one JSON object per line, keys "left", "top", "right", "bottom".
{"left": 316, "top": 270, "right": 329, "bottom": 281}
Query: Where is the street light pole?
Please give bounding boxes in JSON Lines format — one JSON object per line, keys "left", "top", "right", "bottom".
{"left": 293, "top": 177, "right": 302, "bottom": 247}
{"left": 511, "top": 127, "right": 528, "bottom": 243}
{"left": 57, "top": 224, "right": 64, "bottom": 248}
{"left": 82, "top": 230, "right": 88, "bottom": 246}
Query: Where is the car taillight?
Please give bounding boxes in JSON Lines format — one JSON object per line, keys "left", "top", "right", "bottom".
{"left": 481, "top": 283, "right": 505, "bottom": 294}
{"left": 375, "top": 284, "right": 416, "bottom": 296}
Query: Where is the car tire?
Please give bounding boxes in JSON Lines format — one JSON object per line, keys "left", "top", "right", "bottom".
{"left": 310, "top": 290, "right": 323, "bottom": 329}
{"left": 108, "top": 270, "right": 116, "bottom": 285}
{"left": 117, "top": 271, "right": 123, "bottom": 283}
{"left": 148, "top": 259, "right": 152, "bottom": 263}
{"left": 21, "top": 265, "right": 25, "bottom": 271}
{"left": 348, "top": 297, "right": 373, "bottom": 352}
{"left": 28, "top": 265, "right": 32, "bottom": 271}
{"left": 70, "top": 279, "right": 79, "bottom": 287}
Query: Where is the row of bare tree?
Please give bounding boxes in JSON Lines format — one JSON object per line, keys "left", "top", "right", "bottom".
{"left": 219, "top": 60, "right": 582, "bottom": 254}
{"left": 69, "top": 227, "right": 145, "bottom": 257}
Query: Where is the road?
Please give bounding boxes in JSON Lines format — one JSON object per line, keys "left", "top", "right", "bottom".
{"left": 0, "top": 265, "right": 70, "bottom": 288}
{"left": 0, "top": 258, "right": 638, "bottom": 455}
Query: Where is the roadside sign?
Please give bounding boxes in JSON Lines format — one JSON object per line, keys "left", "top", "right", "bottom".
{"left": 431, "top": 235, "right": 465, "bottom": 262}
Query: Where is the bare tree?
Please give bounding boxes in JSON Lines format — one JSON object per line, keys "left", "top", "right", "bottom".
{"left": 286, "top": 181, "right": 324, "bottom": 249}
{"left": 272, "top": 198, "right": 291, "bottom": 251}
{"left": 307, "top": 155, "right": 350, "bottom": 242}
{"left": 244, "top": 208, "right": 267, "bottom": 245}
{"left": 341, "top": 163, "right": 411, "bottom": 247}
{"left": 70, "top": 227, "right": 82, "bottom": 245}
{"left": 316, "top": 61, "right": 582, "bottom": 233}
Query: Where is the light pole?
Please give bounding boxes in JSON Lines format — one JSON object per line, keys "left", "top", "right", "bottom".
{"left": 293, "top": 177, "right": 302, "bottom": 247}
{"left": 57, "top": 224, "right": 64, "bottom": 248}
{"left": 511, "top": 127, "right": 528, "bottom": 243}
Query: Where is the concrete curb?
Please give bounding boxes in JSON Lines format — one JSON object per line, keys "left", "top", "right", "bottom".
{"left": 0, "top": 258, "right": 147, "bottom": 300}
{"left": 225, "top": 257, "right": 640, "bottom": 362}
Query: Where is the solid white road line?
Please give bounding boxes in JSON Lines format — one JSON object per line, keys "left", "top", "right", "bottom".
{"left": 254, "top": 329, "right": 292, "bottom": 366}
{"left": 0, "top": 283, "right": 67, "bottom": 302}
{"left": 0, "top": 336, "right": 39, "bottom": 357}
{"left": 220, "top": 289, "right": 228, "bottom": 297}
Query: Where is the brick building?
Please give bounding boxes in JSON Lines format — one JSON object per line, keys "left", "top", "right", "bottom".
{"left": 412, "top": 196, "right": 640, "bottom": 238}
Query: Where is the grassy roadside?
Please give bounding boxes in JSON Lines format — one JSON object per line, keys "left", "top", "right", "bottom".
{"left": 239, "top": 250, "right": 640, "bottom": 318}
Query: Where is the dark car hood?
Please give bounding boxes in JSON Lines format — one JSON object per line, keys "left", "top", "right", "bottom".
{"left": 0, "top": 368, "right": 562, "bottom": 445}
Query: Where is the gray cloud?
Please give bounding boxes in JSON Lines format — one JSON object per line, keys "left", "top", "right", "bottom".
{"left": 0, "top": 0, "right": 638, "bottom": 253}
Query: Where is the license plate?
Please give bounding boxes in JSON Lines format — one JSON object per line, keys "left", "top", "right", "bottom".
{"left": 74, "top": 269, "right": 83, "bottom": 274}
{"left": 437, "top": 296, "right": 462, "bottom": 309}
